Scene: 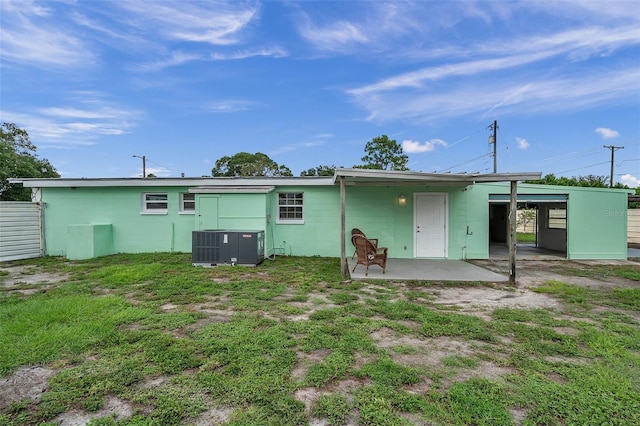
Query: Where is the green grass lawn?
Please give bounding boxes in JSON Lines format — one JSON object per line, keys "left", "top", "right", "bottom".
{"left": 1, "top": 253, "right": 639, "bottom": 425}
{"left": 516, "top": 232, "right": 536, "bottom": 244}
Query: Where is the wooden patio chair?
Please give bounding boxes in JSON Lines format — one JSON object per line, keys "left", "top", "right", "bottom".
{"left": 351, "top": 228, "right": 378, "bottom": 259}
{"left": 351, "top": 233, "right": 387, "bottom": 276}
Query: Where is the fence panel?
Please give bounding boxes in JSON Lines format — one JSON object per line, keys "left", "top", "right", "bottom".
{"left": 0, "top": 202, "right": 43, "bottom": 262}
{"left": 629, "top": 209, "right": 640, "bottom": 244}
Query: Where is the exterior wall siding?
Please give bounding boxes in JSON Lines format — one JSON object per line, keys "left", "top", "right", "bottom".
{"left": 0, "top": 202, "right": 42, "bottom": 261}
{"left": 42, "top": 186, "right": 197, "bottom": 256}
{"left": 37, "top": 181, "right": 630, "bottom": 261}
{"left": 474, "top": 183, "right": 629, "bottom": 260}
{"left": 565, "top": 188, "right": 628, "bottom": 259}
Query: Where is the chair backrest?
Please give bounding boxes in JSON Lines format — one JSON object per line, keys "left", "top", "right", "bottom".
{"left": 352, "top": 234, "right": 376, "bottom": 258}
{"left": 351, "top": 228, "right": 364, "bottom": 237}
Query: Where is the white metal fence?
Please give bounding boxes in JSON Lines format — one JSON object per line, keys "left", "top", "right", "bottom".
{"left": 629, "top": 209, "right": 640, "bottom": 245}
{"left": 0, "top": 202, "right": 43, "bottom": 262}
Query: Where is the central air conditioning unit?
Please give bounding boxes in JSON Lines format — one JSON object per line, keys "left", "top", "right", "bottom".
{"left": 192, "top": 230, "right": 265, "bottom": 267}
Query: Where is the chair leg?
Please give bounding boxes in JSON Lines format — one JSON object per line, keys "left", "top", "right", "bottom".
{"left": 352, "top": 263, "right": 357, "bottom": 273}
{"left": 365, "top": 264, "right": 368, "bottom": 276}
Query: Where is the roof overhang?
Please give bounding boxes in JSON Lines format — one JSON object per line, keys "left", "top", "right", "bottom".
{"left": 489, "top": 194, "right": 568, "bottom": 203}
{"left": 9, "top": 170, "right": 542, "bottom": 188}
{"left": 333, "top": 168, "right": 542, "bottom": 186}
{"left": 8, "top": 177, "right": 333, "bottom": 188}
{"left": 189, "top": 186, "right": 275, "bottom": 194}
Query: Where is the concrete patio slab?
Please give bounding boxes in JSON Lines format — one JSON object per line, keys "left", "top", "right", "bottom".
{"left": 348, "top": 258, "right": 508, "bottom": 282}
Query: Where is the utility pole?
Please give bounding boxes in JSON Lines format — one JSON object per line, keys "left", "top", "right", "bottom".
{"left": 132, "top": 155, "right": 146, "bottom": 178}
{"left": 488, "top": 120, "right": 498, "bottom": 173}
{"left": 603, "top": 145, "right": 623, "bottom": 187}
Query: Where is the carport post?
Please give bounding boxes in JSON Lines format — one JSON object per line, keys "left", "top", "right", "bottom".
{"left": 509, "top": 180, "right": 518, "bottom": 283}
{"left": 340, "top": 175, "right": 348, "bottom": 280}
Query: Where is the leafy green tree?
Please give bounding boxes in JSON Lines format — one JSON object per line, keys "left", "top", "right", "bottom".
{"left": 0, "top": 123, "right": 59, "bottom": 201}
{"left": 212, "top": 152, "right": 292, "bottom": 177}
{"left": 526, "top": 173, "right": 625, "bottom": 188}
{"left": 358, "top": 135, "right": 409, "bottom": 171}
{"left": 300, "top": 165, "right": 337, "bottom": 176}
{"left": 517, "top": 209, "right": 537, "bottom": 233}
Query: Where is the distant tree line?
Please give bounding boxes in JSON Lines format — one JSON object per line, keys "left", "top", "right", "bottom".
{"left": 3, "top": 123, "right": 637, "bottom": 207}
{"left": 212, "top": 134, "right": 408, "bottom": 178}
{"left": 525, "top": 173, "right": 626, "bottom": 189}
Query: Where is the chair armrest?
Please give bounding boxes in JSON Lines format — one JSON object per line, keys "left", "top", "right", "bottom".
{"left": 370, "top": 238, "right": 379, "bottom": 248}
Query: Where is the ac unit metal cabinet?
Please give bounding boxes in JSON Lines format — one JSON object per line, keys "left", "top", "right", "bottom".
{"left": 192, "top": 230, "right": 264, "bottom": 267}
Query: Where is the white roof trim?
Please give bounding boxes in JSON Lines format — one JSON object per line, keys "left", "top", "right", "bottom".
{"left": 333, "top": 168, "right": 541, "bottom": 185}
{"left": 189, "top": 186, "right": 275, "bottom": 194}
{"left": 8, "top": 177, "right": 334, "bottom": 188}
{"left": 9, "top": 169, "right": 542, "bottom": 189}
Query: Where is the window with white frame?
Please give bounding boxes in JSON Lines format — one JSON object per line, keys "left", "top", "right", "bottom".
{"left": 180, "top": 192, "right": 195, "bottom": 213}
{"left": 141, "top": 192, "right": 168, "bottom": 214}
{"left": 548, "top": 208, "right": 567, "bottom": 229}
{"left": 277, "top": 192, "right": 304, "bottom": 223}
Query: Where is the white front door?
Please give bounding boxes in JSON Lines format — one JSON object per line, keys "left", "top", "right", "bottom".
{"left": 414, "top": 193, "right": 447, "bottom": 258}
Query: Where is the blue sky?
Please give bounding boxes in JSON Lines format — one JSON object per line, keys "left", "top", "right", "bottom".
{"left": 1, "top": 0, "right": 639, "bottom": 186}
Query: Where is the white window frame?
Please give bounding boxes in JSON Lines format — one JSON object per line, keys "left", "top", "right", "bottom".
{"left": 548, "top": 207, "right": 567, "bottom": 229}
{"left": 277, "top": 192, "right": 304, "bottom": 224}
{"left": 141, "top": 192, "right": 168, "bottom": 215}
{"left": 179, "top": 192, "right": 195, "bottom": 214}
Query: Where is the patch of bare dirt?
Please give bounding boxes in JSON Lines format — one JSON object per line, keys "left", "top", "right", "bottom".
{"left": 0, "top": 264, "right": 68, "bottom": 295}
{"left": 54, "top": 396, "right": 134, "bottom": 425}
{"left": 446, "top": 360, "right": 515, "bottom": 387}
{"left": 372, "top": 328, "right": 483, "bottom": 368}
{"left": 292, "top": 349, "right": 332, "bottom": 381}
{"left": 0, "top": 366, "right": 56, "bottom": 410}
{"left": 191, "top": 405, "right": 234, "bottom": 425}
{"left": 428, "top": 286, "right": 560, "bottom": 319}
{"left": 284, "top": 293, "right": 340, "bottom": 321}
{"left": 471, "top": 259, "right": 639, "bottom": 290}
{"left": 295, "top": 387, "right": 329, "bottom": 414}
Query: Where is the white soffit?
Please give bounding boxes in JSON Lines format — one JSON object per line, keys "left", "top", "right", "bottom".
{"left": 189, "top": 186, "right": 275, "bottom": 194}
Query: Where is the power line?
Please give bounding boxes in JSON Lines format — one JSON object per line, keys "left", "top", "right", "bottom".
{"left": 557, "top": 161, "right": 609, "bottom": 174}
{"left": 439, "top": 152, "right": 493, "bottom": 173}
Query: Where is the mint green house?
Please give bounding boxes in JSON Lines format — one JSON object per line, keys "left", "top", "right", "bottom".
{"left": 11, "top": 169, "right": 630, "bottom": 262}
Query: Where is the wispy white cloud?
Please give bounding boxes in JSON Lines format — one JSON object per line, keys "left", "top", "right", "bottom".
{"left": 402, "top": 139, "right": 447, "bottom": 153}
{"left": 117, "top": 1, "right": 259, "bottom": 45}
{"left": 595, "top": 127, "right": 620, "bottom": 139}
{"left": 207, "top": 100, "right": 255, "bottom": 113}
{"left": 1, "top": 93, "right": 142, "bottom": 146}
{"left": 211, "top": 47, "right": 288, "bottom": 60}
{"left": 298, "top": 17, "right": 368, "bottom": 53}
{"left": 0, "top": 0, "right": 95, "bottom": 68}
{"left": 314, "top": 133, "right": 335, "bottom": 139}
{"left": 293, "top": 2, "right": 440, "bottom": 55}
{"left": 270, "top": 141, "right": 325, "bottom": 156}
{"left": 349, "top": 67, "right": 639, "bottom": 124}
{"left": 135, "top": 51, "right": 206, "bottom": 72}
{"left": 348, "top": 24, "right": 640, "bottom": 98}
{"left": 516, "top": 137, "right": 530, "bottom": 150}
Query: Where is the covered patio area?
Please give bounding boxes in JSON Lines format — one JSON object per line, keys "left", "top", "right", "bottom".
{"left": 335, "top": 168, "right": 542, "bottom": 283}
{"left": 348, "top": 258, "right": 508, "bottom": 282}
